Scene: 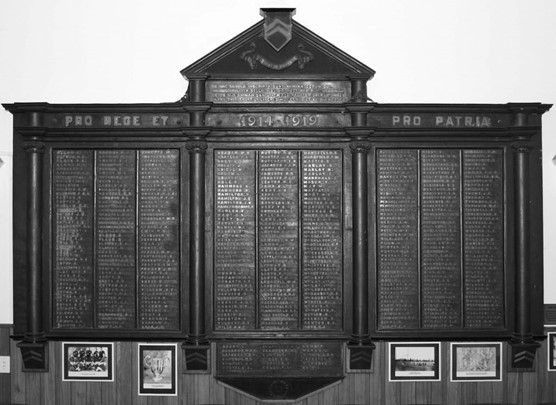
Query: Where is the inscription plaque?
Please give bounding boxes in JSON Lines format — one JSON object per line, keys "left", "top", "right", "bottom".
{"left": 376, "top": 148, "right": 505, "bottom": 331}
{"left": 52, "top": 149, "right": 181, "bottom": 331}
{"left": 216, "top": 341, "right": 343, "bottom": 377}
{"left": 206, "top": 81, "right": 350, "bottom": 103}
{"left": 213, "top": 149, "right": 344, "bottom": 332}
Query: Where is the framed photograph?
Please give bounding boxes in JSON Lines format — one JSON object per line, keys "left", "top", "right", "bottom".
{"left": 388, "top": 342, "right": 440, "bottom": 381}
{"left": 450, "top": 342, "right": 501, "bottom": 381}
{"left": 138, "top": 343, "right": 177, "bottom": 396}
{"left": 62, "top": 342, "right": 113, "bottom": 382}
{"left": 549, "top": 332, "right": 556, "bottom": 371}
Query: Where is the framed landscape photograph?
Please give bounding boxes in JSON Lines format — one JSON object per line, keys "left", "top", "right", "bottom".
{"left": 62, "top": 342, "right": 113, "bottom": 382}
{"left": 138, "top": 343, "right": 177, "bottom": 396}
{"left": 389, "top": 342, "right": 441, "bottom": 381}
{"left": 549, "top": 332, "right": 556, "bottom": 371}
{"left": 451, "top": 342, "right": 501, "bottom": 381}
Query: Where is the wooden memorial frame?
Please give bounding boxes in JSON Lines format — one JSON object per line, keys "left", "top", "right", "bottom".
{"left": 3, "top": 7, "right": 550, "bottom": 400}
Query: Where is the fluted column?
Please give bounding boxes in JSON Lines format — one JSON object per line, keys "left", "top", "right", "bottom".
{"left": 350, "top": 140, "right": 372, "bottom": 344}
{"left": 17, "top": 140, "right": 48, "bottom": 372}
{"left": 345, "top": 84, "right": 375, "bottom": 369}
{"left": 182, "top": 73, "right": 211, "bottom": 372}
{"left": 509, "top": 143, "right": 539, "bottom": 371}
{"left": 186, "top": 139, "right": 208, "bottom": 347}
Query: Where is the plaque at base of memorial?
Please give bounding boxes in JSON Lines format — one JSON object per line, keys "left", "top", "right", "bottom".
{"left": 215, "top": 340, "right": 343, "bottom": 400}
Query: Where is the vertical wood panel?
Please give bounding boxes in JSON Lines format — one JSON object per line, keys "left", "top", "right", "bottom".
{"left": 88, "top": 382, "right": 102, "bottom": 405}
{"left": 507, "top": 370, "right": 521, "bottom": 404}
{"left": 25, "top": 369, "right": 42, "bottom": 405}
{"left": 101, "top": 340, "right": 116, "bottom": 404}
{"left": 11, "top": 337, "right": 26, "bottom": 404}
{"left": 117, "top": 341, "right": 133, "bottom": 405}
{"left": 43, "top": 341, "right": 58, "bottom": 405}
{"left": 538, "top": 339, "right": 551, "bottom": 403}
{"left": 522, "top": 369, "right": 537, "bottom": 405}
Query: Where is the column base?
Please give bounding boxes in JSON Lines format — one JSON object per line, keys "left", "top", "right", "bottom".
{"left": 17, "top": 340, "right": 48, "bottom": 372}
{"left": 346, "top": 341, "right": 375, "bottom": 371}
{"left": 182, "top": 342, "right": 210, "bottom": 373}
{"left": 508, "top": 338, "right": 540, "bottom": 371}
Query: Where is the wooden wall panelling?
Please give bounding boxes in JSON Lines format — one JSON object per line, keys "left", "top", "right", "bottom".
{"left": 43, "top": 341, "right": 57, "bottom": 405}
{"left": 10, "top": 336, "right": 25, "bottom": 403}
{"left": 4, "top": 337, "right": 556, "bottom": 403}
{"left": 506, "top": 364, "right": 521, "bottom": 403}
{"left": 537, "top": 338, "right": 550, "bottom": 403}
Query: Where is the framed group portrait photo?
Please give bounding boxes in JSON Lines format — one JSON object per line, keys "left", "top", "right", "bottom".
{"left": 62, "top": 342, "right": 114, "bottom": 382}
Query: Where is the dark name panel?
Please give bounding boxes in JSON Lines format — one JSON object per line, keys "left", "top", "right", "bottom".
{"left": 420, "top": 150, "right": 462, "bottom": 328}
{"left": 214, "top": 150, "right": 257, "bottom": 330}
{"left": 53, "top": 150, "right": 95, "bottom": 328}
{"left": 376, "top": 149, "right": 420, "bottom": 329}
{"left": 138, "top": 150, "right": 181, "bottom": 329}
{"left": 216, "top": 341, "right": 343, "bottom": 378}
{"left": 96, "top": 150, "right": 136, "bottom": 329}
{"left": 258, "top": 150, "right": 299, "bottom": 330}
{"left": 213, "top": 149, "right": 344, "bottom": 332}
{"left": 462, "top": 149, "right": 504, "bottom": 328}
{"left": 51, "top": 148, "right": 181, "bottom": 331}
{"left": 302, "top": 151, "right": 343, "bottom": 330}
{"left": 375, "top": 148, "right": 505, "bottom": 331}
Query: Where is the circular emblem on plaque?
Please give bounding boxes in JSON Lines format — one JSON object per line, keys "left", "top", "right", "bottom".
{"left": 269, "top": 379, "right": 290, "bottom": 398}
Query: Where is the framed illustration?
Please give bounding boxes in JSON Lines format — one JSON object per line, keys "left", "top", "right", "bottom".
{"left": 62, "top": 342, "right": 113, "bottom": 382}
{"left": 388, "top": 342, "right": 441, "bottom": 382}
{"left": 138, "top": 343, "right": 177, "bottom": 396}
{"left": 549, "top": 332, "right": 556, "bottom": 371}
{"left": 450, "top": 342, "right": 501, "bottom": 381}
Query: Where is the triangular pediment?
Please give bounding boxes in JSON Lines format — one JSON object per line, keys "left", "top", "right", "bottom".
{"left": 181, "top": 9, "right": 375, "bottom": 80}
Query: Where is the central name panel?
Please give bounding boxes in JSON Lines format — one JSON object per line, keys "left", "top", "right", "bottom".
{"left": 213, "top": 149, "right": 344, "bottom": 333}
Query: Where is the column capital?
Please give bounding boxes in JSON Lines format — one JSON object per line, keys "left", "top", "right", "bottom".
{"left": 23, "top": 141, "right": 45, "bottom": 154}
{"left": 512, "top": 143, "right": 532, "bottom": 154}
{"left": 186, "top": 140, "right": 208, "bottom": 153}
{"left": 349, "top": 140, "right": 372, "bottom": 154}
